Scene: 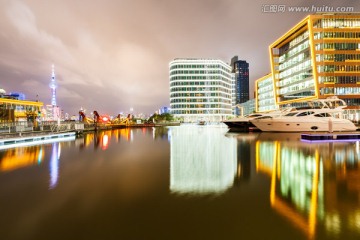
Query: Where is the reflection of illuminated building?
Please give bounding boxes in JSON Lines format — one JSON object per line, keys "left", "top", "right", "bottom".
{"left": 49, "top": 143, "right": 61, "bottom": 189}
{"left": 225, "top": 132, "right": 259, "bottom": 183}
{"left": 255, "top": 135, "right": 360, "bottom": 238}
{"left": 0, "top": 146, "right": 44, "bottom": 171}
{"left": 79, "top": 129, "right": 137, "bottom": 150}
{"left": 102, "top": 134, "right": 109, "bottom": 150}
{"left": 153, "top": 127, "right": 169, "bottom": 141}
{"left": 170, "top": 126, "right": 237, "bottom": 195}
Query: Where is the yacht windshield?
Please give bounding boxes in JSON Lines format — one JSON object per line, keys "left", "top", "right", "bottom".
{"left": 247, "top": 114, "right": 263, "bottom": 118}
{"left": 296, "top": 111, "right": 315, "bottom": 117}
{"left": 284, "top": 112, "right": 298, "bottom": 117}
{"left": 314, "top": 113, "right": 332, "bottom": 117}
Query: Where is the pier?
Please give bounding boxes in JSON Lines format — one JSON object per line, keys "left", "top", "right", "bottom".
{"left": 0, "top": 121, "right": 180, "bottom": 149}
{"left": 301, "top": 132, "right": 360, "bottom": 142}
{"left": 0, "top": 132, "right": 76, "bottom": 150}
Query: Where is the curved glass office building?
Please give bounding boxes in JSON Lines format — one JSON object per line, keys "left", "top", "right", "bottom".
{"left": 266, "top": 13, "right": 360, "bottom": 121}
{"left": 169, "top": 59, "right": 234, "bottom": 122}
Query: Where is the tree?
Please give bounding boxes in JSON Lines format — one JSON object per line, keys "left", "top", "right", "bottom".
{"left": 148, "top": 113, "right": 174, "bottom": 123}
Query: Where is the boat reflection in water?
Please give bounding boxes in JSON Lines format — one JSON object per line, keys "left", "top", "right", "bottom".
{"left": 169, "top": 125, "right": 237, "bottom": 195}
{"left": 256, "top": 132, "right": 360, "bottom": 239}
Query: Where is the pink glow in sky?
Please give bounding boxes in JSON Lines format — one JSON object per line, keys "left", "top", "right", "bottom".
{"left": 0, "top": 0, "right": 358, "bottom": 115}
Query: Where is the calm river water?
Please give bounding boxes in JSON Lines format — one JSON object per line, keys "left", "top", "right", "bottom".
{"left": 0, "top": 125, "right": 360, "bottom": 240}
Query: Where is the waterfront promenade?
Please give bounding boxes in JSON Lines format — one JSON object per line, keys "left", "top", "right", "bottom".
{"left": 0, "top": 121, "right": 180, "bottom": 148}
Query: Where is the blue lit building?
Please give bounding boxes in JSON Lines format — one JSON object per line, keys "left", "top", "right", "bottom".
{"left": 231, "top": 56, "right": 249, "bottom": 105}
{"left": 9, "top": 92, "right": 26, "bottom": 100}
{"left": 159, "top": 107, "right": 170, "bottom": 114}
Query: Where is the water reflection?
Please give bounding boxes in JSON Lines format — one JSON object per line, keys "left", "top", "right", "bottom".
{"left": 153, "top": 127, "right": 170, "bottom": 141}
{"left": 0, "top": 140, "right": 67, "bottom": 190}
{"left": 0, "top": 146, "right": 44, "bottom": 171}
{"left": 1, "top": 126, "right": 360, "bottom": 239}
{"left": 76, "top": 128, "right": 141, "bottom": 150}
{"left": 170, "top": 126, "right": 237, "bottom": 195}
{"left": 256, "top": 132, "right": 360, "bottom": 239}
{"left": 225, "top": 132, "right": 259, "bottom": 184}
{"left": 49, "top": 142, "right": 61, "bottom": 189}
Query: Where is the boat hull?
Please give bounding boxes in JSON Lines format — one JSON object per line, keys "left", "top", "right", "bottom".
{"left": 222, "top": 120, "right": 259, "bottom": 132}
{"left": 251, "top": 118, "right": 357, "bottom": 132}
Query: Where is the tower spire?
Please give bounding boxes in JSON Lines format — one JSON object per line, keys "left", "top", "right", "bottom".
{"left": 49, "top": 64, "right": 57, "bottom": 106}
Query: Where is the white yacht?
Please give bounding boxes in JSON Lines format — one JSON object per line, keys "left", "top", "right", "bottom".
{"left": 250, "top": 97, "right": 357, "bottom": 132}
{"left": 222, "top": 109, "right": 291, "bottom": 131}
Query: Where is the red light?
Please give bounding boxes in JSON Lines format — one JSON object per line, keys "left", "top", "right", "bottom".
{"left": 102, "top": 135, "right": 109, "bottom": 150}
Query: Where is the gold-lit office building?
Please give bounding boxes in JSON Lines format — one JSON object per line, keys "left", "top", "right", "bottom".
{"left": 256, "top": 13, "right": 360, "bottom": 119}
{"left": 255, "top": 73, "right": 277, "bottom": 112}
{"left": 0, "top": 98, "right": 43, "bottom": 122}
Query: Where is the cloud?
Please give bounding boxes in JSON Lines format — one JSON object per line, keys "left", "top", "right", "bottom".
{"left": 5, "top": 0, "right": 74, "bottom": 64}
{"left": 1, "top": 0, "right": 360, "bottom": 114}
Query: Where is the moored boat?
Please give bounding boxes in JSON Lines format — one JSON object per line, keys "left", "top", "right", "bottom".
{"left": 198, "top": 121, "right": 206, "bottom": 125}
{"left": 222, "top": 109, "right": 292, "bottom": 132}
{"left": 251, "top": 113, "right": 357, "bottom": 132}
{"left": 250, "top": 97, "right": 357, "bottom": 132}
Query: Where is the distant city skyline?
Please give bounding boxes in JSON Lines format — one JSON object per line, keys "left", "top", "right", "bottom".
{"left": 0, "top": 0, "right": 358, "bottom": 115}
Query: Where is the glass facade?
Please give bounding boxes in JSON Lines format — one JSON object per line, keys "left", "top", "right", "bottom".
{"left": 231, "top": 57, "right": 249, "bottom": 104}
{"left": 267, "top": 13, "right": 360, "bottom": 114}
{"left": 255, "top": 74, "right": 277, "bottom": 112}
{"left": 169, "top": 59, "right": 234, "bottom": 122}
{"left": 313, "top": 15, "right": 360, "bottom": 112}
{"left": 236, "top": 99, "right": 256, "bottom": 116}
{"left": 272, "top": 28, "right": 315, "bottom": 102}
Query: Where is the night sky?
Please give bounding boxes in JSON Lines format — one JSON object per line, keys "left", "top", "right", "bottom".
{"left": 0, "top": 0, "right": 359, "bottom": 115}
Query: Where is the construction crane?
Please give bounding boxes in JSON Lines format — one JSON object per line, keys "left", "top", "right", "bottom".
{"left": 79, "top": 111, "right": 94, "bottom": 124}
{"left": 111, "top": 114, "right": 131, "bottom": 125}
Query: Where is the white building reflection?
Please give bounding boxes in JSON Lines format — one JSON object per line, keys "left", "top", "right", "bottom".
{"left": 170, "top": 126, "right": 237, "bottom": 195}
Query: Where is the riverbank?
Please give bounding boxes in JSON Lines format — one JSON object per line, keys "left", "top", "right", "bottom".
{"left": 0, "top": 121, "right": 181, "bottom": 148}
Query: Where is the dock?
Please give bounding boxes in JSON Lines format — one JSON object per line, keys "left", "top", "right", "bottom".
{"left": 301, "top": 132, "right": 360, "bottom": 142}
{"left": 0, "top": 121, "right": 180, "bottom": 149}
{"left": 0, "top": 132, "right": 76, "bottom": 150}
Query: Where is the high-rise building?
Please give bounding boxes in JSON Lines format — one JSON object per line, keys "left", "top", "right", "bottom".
{"left": 46, "top": 65, "right": 60, "bottom": 121}
{"left": 49, "top": 64, "right": 57, "bottom": 107}
{"left": 254, "top": 13, "right": 360, "bottom": 121}
{"left": 231, "top": 56, "right": 249, "bottom": 104}
{"left": 270, "top": 14, "right": 360, "bottom": 109}
{"left": 255, "top": 74, "right": 277, "bottom": 112}
{"left": 169, "top": 58, "right": 234, "bottom": 122}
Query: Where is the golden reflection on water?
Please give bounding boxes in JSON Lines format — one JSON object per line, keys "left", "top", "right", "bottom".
{"left": 255, "top": 132, "right": 360, "bottom": 239}
{"left": 0, "top": 146, "right": 44, "bottom": 172}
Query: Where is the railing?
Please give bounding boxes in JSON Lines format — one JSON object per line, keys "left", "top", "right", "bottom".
{"left": 0, "top": 121, "right": 87, "bottom": 134}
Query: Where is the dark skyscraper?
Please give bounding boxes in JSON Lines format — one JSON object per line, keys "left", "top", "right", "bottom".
{"left": 231, "top": 56, "right": 249, "bottom": 104}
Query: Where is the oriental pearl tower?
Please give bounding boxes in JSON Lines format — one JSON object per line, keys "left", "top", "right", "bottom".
{"left": 49, "top": 64, "right": 57, "bottom": 106}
